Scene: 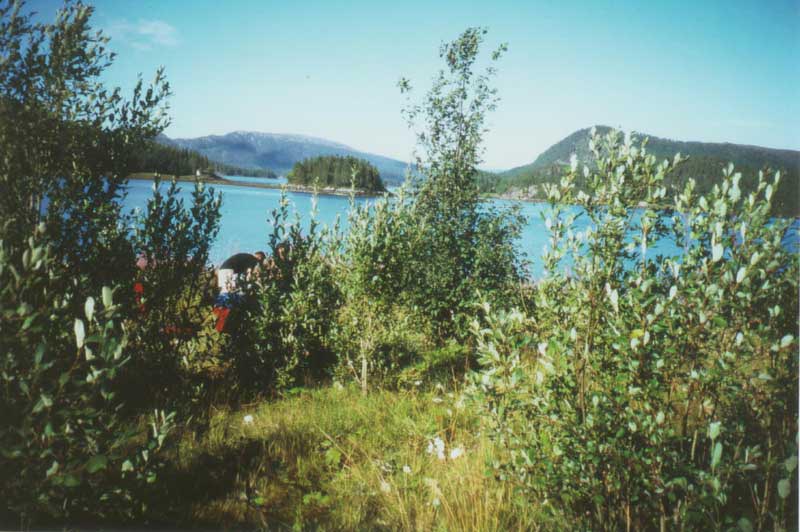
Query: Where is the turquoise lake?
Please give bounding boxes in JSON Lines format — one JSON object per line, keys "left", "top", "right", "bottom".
{"left": 123, "top": 177, "right": 797, "bottom": 278}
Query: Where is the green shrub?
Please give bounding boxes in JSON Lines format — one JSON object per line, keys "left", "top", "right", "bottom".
{"left": 334, "top": 185, "right": 434, "bottom": 389}
{"left": 230, "top": 191, "right": 342, "bottom": 393}
{"left": 332, "top": 295, "right": 434, "bottom": 390}
{"left": 0, "top": 3, "right": 214, "bottom": 524}
{"left": 474, "top": 129, "right": 798, "bottom": 529}
{"left": 329, "top": 28, "right": 527, "bottom": 387}
{"left": 0, "top": 224, "right": 174, "bottom": 526}
{"left": 326, "top": 29, "right": 526, "bottom": 346}
{"left": 123, "top": 177, "right": 223, "bottom": 413}
{"left": 0, "top": 0, "right": 170, "bottom": 308}
{"left": 342, "top": 184, "right": 422, "bottom": 306}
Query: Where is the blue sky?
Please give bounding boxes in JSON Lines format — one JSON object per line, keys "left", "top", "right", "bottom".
{"left": 29, "top": 0, "right": 800, "bottom": 169}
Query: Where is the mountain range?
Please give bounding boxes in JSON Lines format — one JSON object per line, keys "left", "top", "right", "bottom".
{"left": 158, "top": 131, "right": 411, "bottom": 185}
{"left": 488, "top": 126, "right": 799, "bottom": 216}
{"left": 501, "top": 126, "right": 800, "bottom": 180}
{"left": 156, "top": 127, "right": 799, "bottom": 216}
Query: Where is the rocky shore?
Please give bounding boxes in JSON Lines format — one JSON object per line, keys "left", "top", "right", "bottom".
{"left": 483, "top": 185, "right": 546, "bottom": 203}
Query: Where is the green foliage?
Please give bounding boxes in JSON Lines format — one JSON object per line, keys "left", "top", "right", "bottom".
{"left": 287, "top": 154, "right": 385, "bottom": 192}
{"left": 328, "top": 185, "right": 430, "bottom": 388}
{"left": 229, "top": 191, "right": 341, "bottom": 393}
{"left": 0, "top": 2, "right": 218, "bottom": 525}
{"left": 473, "top": 128, "right": 798, "bottom": 529}
{"left": 123, "top": 177, "right": 223, "bottom": 412}
{"left": 333, "top": 293, "right": 434, "bottom": 390}
{"left": 393, "top": 27, "right": 524, "bottom": 339}
{"left": 338, "top": 183, "right": 486, "bottom": 387}
{"left": 0, "top": 0, "right": 170, "bottom": 302}
{"left": 326, "top": 28, "right": 526, "bottom": 393}
{"left": 0, "top": 224, "right": 174, "bottom": 525}
{"left": 342, "top": 184, "right": 421, "bottom": 303}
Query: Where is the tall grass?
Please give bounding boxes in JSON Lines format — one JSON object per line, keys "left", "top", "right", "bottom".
{"left": 167, "top": 385, "right": 544, "bottom": 530}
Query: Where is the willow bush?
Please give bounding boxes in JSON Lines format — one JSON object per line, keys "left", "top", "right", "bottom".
{"left": 1, "top": 2, "right": 218, "bottom": 525}
{"left": 473, "top": 128, "right": 798, "bottom": 530}
{"left": 334, "top": 184, "right": 434, "bottom": 389}
{"left": 123, "top": 177, "right": 222, "bottom": 413}
{"left": 0, "top": 1, "right": 170, "bottom": 306}
{"left": 397, "top": 27, "right": 525, "bottom": 340}
{"left": 0, "top": 223, "right": 174, "bottom": 526}
{"left": 229, "top": 191, "right": 342, "bottom": 393}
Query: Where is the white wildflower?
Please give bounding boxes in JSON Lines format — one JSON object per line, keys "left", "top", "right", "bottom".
{"left": 427, "top": 437, "right": 445, "bottom": 460}
{"left": 413, "top": 380, "right": 422, "bottom": 386}
{"left": 380, "top": 480, "right": 391, "bottom": 493}
{"left": 538, "top": 342, "right": 548, "bottom": 356}
{"left": 402, "top": 465, "right": 412, "bottom": 474}
{"left": 243, "top": 414, "right": 254, "bottom": 425}
{"left": 432, "top": 396, "right": 443, "bottom": 404}
{"left": 449, "top": 446, "right": 464, "bottom": 460}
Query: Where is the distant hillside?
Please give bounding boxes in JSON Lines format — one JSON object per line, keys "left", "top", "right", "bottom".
{"left": 487, "top": 126, "right": 800, "bottom": 217}
{"left": 160, "top": 131, "right": 411, "bottom": 185}
{"left": 136, "top": 138, "right": 276, "bottom": 178}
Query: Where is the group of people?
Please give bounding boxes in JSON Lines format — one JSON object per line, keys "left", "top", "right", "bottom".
{"left": 132, "top": 246, "right": 292, "bottom": 335}
{"left": 212, "top": 245, "right": 290, "bottom": 332}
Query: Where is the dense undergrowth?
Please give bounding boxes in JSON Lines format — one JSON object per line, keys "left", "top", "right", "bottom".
{"left": 1, "top": 2, "right": 797, "bottom": 530}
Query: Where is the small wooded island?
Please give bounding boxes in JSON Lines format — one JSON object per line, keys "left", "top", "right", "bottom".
{"left": 287, "top": 155, "right": 386, "bottom": 193}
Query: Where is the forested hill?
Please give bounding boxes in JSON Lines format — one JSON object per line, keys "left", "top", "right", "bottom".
{"left": 486, "top": 126, "right": 800, "bottom": 217}
{"left": 160, "top": 131, "right": 411, "bottom": 185}
{"left": 287, "top": 155, "right": 385, "bottom": 192}
{"left": 132, "top": 138, "right": 276, "bottom": 178}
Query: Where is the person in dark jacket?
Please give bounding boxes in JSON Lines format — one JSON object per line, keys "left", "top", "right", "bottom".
{"left": 217, "top": 252, "right": 262, "bottom": 292}
{"left": 213, "top": 251, "right": 265, "bottom": 332}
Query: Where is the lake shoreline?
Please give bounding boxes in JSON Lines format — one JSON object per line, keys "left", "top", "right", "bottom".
{"left": 128, "top": 173, "right": 388, "bottom": 198}
{"left": 129, "top": 173, "right": 552, "bottom": 205}
{"left": 482, "top": 191, "right": 548, "bottom": 204}
{"left": 128, "top": 174, "right": 799, "bottom": 220}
